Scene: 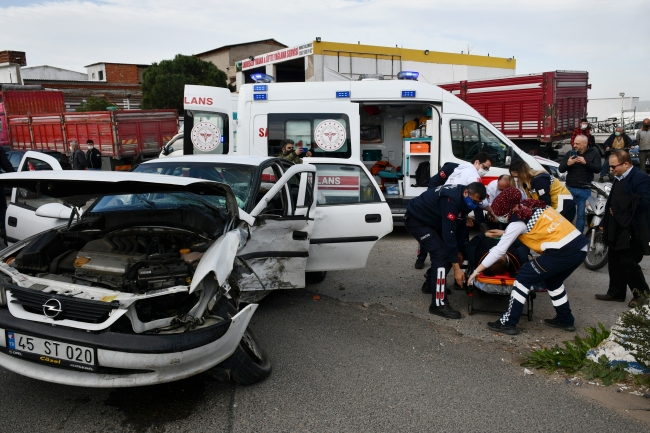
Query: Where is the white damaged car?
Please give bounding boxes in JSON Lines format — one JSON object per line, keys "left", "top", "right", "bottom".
{"left": 0, "top": 158, "right": 392, "bottom": 387}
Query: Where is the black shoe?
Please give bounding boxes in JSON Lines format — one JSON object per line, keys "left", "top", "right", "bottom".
{"left": 421, "top": 281, "right": 431, "bottom": 294}
{"left": 487, "top": 320, "right": 518, "bottom": 335}
{"left": 415, "top": 259, "right": 425, "bottom": 269}
{"left": 544, "top": 317, "right": 576, "bottom": 332}
{"left": 429, "top": 303, "right": 461, "bottom": 319}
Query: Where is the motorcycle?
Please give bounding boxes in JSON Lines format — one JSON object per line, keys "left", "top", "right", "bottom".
{"left": 583, "top": 181, "right": 611, "bottom": 270}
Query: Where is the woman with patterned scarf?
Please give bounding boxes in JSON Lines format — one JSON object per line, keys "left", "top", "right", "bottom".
{"left": 467, "top": 188, "right": 589, "bottom": 335}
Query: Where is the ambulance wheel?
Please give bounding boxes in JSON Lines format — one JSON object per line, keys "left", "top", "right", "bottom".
{"left": 306, "top": 271, "right": 327, "bottom": 284}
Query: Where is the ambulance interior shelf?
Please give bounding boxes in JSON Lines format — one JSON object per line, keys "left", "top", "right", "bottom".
{"left": 404, "top": 138, "right": 432, "bottom": 197}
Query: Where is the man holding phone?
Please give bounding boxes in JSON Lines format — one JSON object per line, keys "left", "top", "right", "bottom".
{"left": 277, "top": 139, "right": 312, "bottom": 164}
{"left": 558, "top": 135, "right": 602, "bottom": 232}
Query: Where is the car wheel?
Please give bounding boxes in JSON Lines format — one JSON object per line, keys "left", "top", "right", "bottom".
{"left": 219, "top": 326, "right": 272, "bottom": 385}
{"left": 306, "top": 271, "right": 327, "bottom": 284}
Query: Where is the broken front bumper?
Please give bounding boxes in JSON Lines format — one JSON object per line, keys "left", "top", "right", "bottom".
{"left": 0, "top": 304, "right": 256, "bottom": 387}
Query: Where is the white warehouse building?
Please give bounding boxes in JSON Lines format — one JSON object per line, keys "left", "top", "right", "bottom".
{"left": 235, "top": 40, "right": 516, "bottom": 89}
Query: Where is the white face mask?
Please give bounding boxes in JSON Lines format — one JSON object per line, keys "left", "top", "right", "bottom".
{"left": 478, "top": 168, "right": 489, "bottom": 177}
{"left": 88, "top": 145, "right": 94, "bottom": 149}
{"left": 581, "top": 123, "right": 588, "bottom": 130}
{"left": 496, "top": 215, "right": 509, "bottom": 224}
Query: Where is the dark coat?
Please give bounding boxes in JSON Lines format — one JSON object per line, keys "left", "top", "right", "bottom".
{"left": 86, "top": 147, "right": 102, "bottom": 169}
{"left": 601, "top": 167, "right": 650, "bottom": 254}
{"left": 428, "top": 162, "right": 459, "bottom": 190}
{"left": 72, "top": 148, "right": 87, "bottom": 170}
{"left": 406, "top": 183, "right": 469, "bottom": 264}
{"left": 558, "top": 146, "right": 602, "bottom": 188}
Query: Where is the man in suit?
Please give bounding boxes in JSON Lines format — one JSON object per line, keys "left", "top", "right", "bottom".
{"left": 595, "top": 150, "right": 650, "bottom": 307}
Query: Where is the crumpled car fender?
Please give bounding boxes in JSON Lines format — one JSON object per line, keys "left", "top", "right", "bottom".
{"left": 190, "top": 230, "right": 241, "bottom": 294}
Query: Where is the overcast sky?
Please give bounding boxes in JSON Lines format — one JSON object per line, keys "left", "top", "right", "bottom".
{"left": 1, "top": 0, "right": 648, "bottom": 100}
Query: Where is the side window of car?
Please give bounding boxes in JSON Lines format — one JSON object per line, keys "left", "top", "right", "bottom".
{"left": 450, "top": 120, "right": 508, "bottom": 168}
{"left": 21, "top": 158, "right": 53, "bottom": 172}
{"left": 255, "top": 164, "right": 288, "bottom": 217}
{"left": 15, "top": 188, "right": 58, "bottom": 210}
{"left": 313, "top": 164, "right": 381, "bottom": 205}
{"left": 9, "top": 153, "right": 21, "bottom": 170}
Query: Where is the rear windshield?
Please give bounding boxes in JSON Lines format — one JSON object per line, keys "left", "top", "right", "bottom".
{"left": 133, "top": 162, "right": 254, "bottom": 209}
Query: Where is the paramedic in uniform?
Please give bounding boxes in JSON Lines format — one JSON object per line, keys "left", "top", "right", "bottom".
{"left": 404, "top": 182, "right": 487, "bottom": 319}
{"left": 509, "top": 159, "right": 576, "bottom": 223}
{"left": 467, "top": 188, "right": 589, "bottom": 335}
{"left": 446, "top": 152, "right": 498, "bottom": 225}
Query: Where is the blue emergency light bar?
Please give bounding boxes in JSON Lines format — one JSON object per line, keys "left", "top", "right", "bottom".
{"left": 250, "top": 73, "right": 276, "bottom": 83}
{"left": 253, "top": 84, "right": 268, "bottom": 92}
{"left": 253, "top": 93, "right": 268, "bottom": 100}
{"left": 336, "top": 91, "right": 350, "bottom": 98}
{"left": 402, "top": 90, "right": 416, "bottom": 98}
{"left": 397, "top": 71, "right": 419, "bottom": 80}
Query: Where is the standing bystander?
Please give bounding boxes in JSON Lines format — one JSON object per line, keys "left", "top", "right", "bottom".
{"left": 85, "top": 140, "right": 102, "bottom": 170}
{"left": 600, "top": 127, "right": 631, "bottom": 182}
{"left": 69, "top": 141, "right": 87, "bottom": 170}
{"left": 637, "top": 119, "right": 650, "bottom": 174}
{"left": 558, "top": 135, "right": 601, "bottom": 232}
{"left": 595, "top": 150, "right": 650, "bottom": 307}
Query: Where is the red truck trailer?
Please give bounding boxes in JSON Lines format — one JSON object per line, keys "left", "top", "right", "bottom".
{"left": 1, "top": 87, "right": 178, "bottom": 170}
{"left": 438, "top": 71, "right": 590, "bottom": 158}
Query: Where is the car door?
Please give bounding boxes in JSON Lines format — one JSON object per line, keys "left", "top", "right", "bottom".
{"left": 237, "top": 162, "right": 317, "bottom": 292}
{"left": 305, "top": 159, "right": 393, "bottom": 272}
{"left": 5, "top": 151, "right": 66, "bottom": 244}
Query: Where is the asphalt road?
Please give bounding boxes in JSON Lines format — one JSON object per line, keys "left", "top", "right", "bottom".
{"left": 0, "top": 230, "right": 649, "bottom": 432}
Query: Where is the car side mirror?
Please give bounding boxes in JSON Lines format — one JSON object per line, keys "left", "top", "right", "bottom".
{"left": 35, "top": 203, "right": 73, "bottom": 219}
{"left": 505, "top": 156, "right": 512, "bottom": 165}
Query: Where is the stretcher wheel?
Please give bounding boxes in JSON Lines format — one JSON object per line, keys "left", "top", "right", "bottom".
{"left": 526, "top": 294, "right": 534, "bottom": 322}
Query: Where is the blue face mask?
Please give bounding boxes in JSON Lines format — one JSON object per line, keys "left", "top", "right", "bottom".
{"left": 464, "top": 196, "right": 478, "bottom": 211}
{"left": 615, "top": 131, "right": 621, "bottom": 136}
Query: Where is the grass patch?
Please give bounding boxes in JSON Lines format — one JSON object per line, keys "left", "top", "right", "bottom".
{"left": 521, "top": 323, "right": 628, "bottom": 385}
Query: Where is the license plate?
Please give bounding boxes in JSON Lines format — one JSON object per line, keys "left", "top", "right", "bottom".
{"left": 6, "top": 331, "right": 97, "bottom": 372}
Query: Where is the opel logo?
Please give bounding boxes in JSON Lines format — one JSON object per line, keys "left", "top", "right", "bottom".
{"left": 43, "top": 298, "right": 63, "bottom": 319}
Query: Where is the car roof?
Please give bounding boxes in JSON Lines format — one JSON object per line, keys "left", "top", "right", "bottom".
{"left": 142, "top": 154, "right": 274, "bottom": 166}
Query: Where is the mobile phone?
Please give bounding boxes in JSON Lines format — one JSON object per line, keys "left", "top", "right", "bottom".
{"left": 569, "top": 149, "right": 577, "bottom": 158}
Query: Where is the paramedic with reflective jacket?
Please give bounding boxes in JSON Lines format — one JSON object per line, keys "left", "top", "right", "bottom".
{"left": 467, "top": 188, "right": 589, "bottom": 335}
{"left": 404, "top": 182, "right": 487, "bottom": 319}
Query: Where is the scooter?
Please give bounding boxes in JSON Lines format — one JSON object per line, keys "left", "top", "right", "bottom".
{"left": 583, "top": 181, "right": 611, "bottom": 270}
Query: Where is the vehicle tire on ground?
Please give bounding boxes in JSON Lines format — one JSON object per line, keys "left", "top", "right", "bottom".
{"left": 306, "top": 271, "right": 327, "bottom": 284}
{"left": 218, "top": 326, "right": 272, "bottom": 385}
{"left": 583, "top": 228, "right": 608, "bottom": 270}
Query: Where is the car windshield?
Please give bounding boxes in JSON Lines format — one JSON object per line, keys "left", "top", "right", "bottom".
{"left": 133, "top": 162, "right": 254, "bottom": 209}
{"left": 89, "top": 191, "right": 229, "bottom": 218}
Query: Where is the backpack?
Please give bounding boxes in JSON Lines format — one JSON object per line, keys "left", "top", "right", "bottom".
{"left": 414, "top": 161, "right": 430, "bottom": 187}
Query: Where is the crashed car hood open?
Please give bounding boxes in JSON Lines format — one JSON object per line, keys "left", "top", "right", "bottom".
{"left": 1, "top": 170, "right": 240, "bottom": 216}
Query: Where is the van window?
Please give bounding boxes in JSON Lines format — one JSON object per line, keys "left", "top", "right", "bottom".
{"left": 184, "top": 110, "right": 229, "bottom": 155}
{"left": 450, "top": 120, "right": 508, "bottom": 168}
{"left": 313, "top": 164, "right": 381, "bottom": 205}
{"left": 268, "top": 113, "right": 351, "bottom": 159}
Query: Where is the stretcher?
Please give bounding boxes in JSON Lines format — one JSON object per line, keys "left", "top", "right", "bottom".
{"left": 465, "top": 268, "right": 535, "bottom": 321}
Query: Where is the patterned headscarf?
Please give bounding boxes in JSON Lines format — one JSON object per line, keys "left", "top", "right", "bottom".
{"left": 491, "top": 188, "right": 548, "bottom": 221}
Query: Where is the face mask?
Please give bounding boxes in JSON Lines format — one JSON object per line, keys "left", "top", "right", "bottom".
{"left": 88, "top": 145, "right": 94, "bottom": 149}
{"left": 581, "top": 123, "right": 588, "bottom": 130}
{"left": 464, "top": 196, "right": 478, "bottom": 211}
{"left": 644, "top": 124, "right": 650, "bottom": 129}
{"left": 496, "top": 215, "right": 509, "bottom": 224}
{"left": 477, "top": 168, "right": 489, "bottom": 177}
{"left": 615, "top": 132, "right": 621, "bottom": 137}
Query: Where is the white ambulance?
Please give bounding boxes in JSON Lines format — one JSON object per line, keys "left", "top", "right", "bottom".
{"left": 170, "top": 72, "right": 546, "bottom": 223}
